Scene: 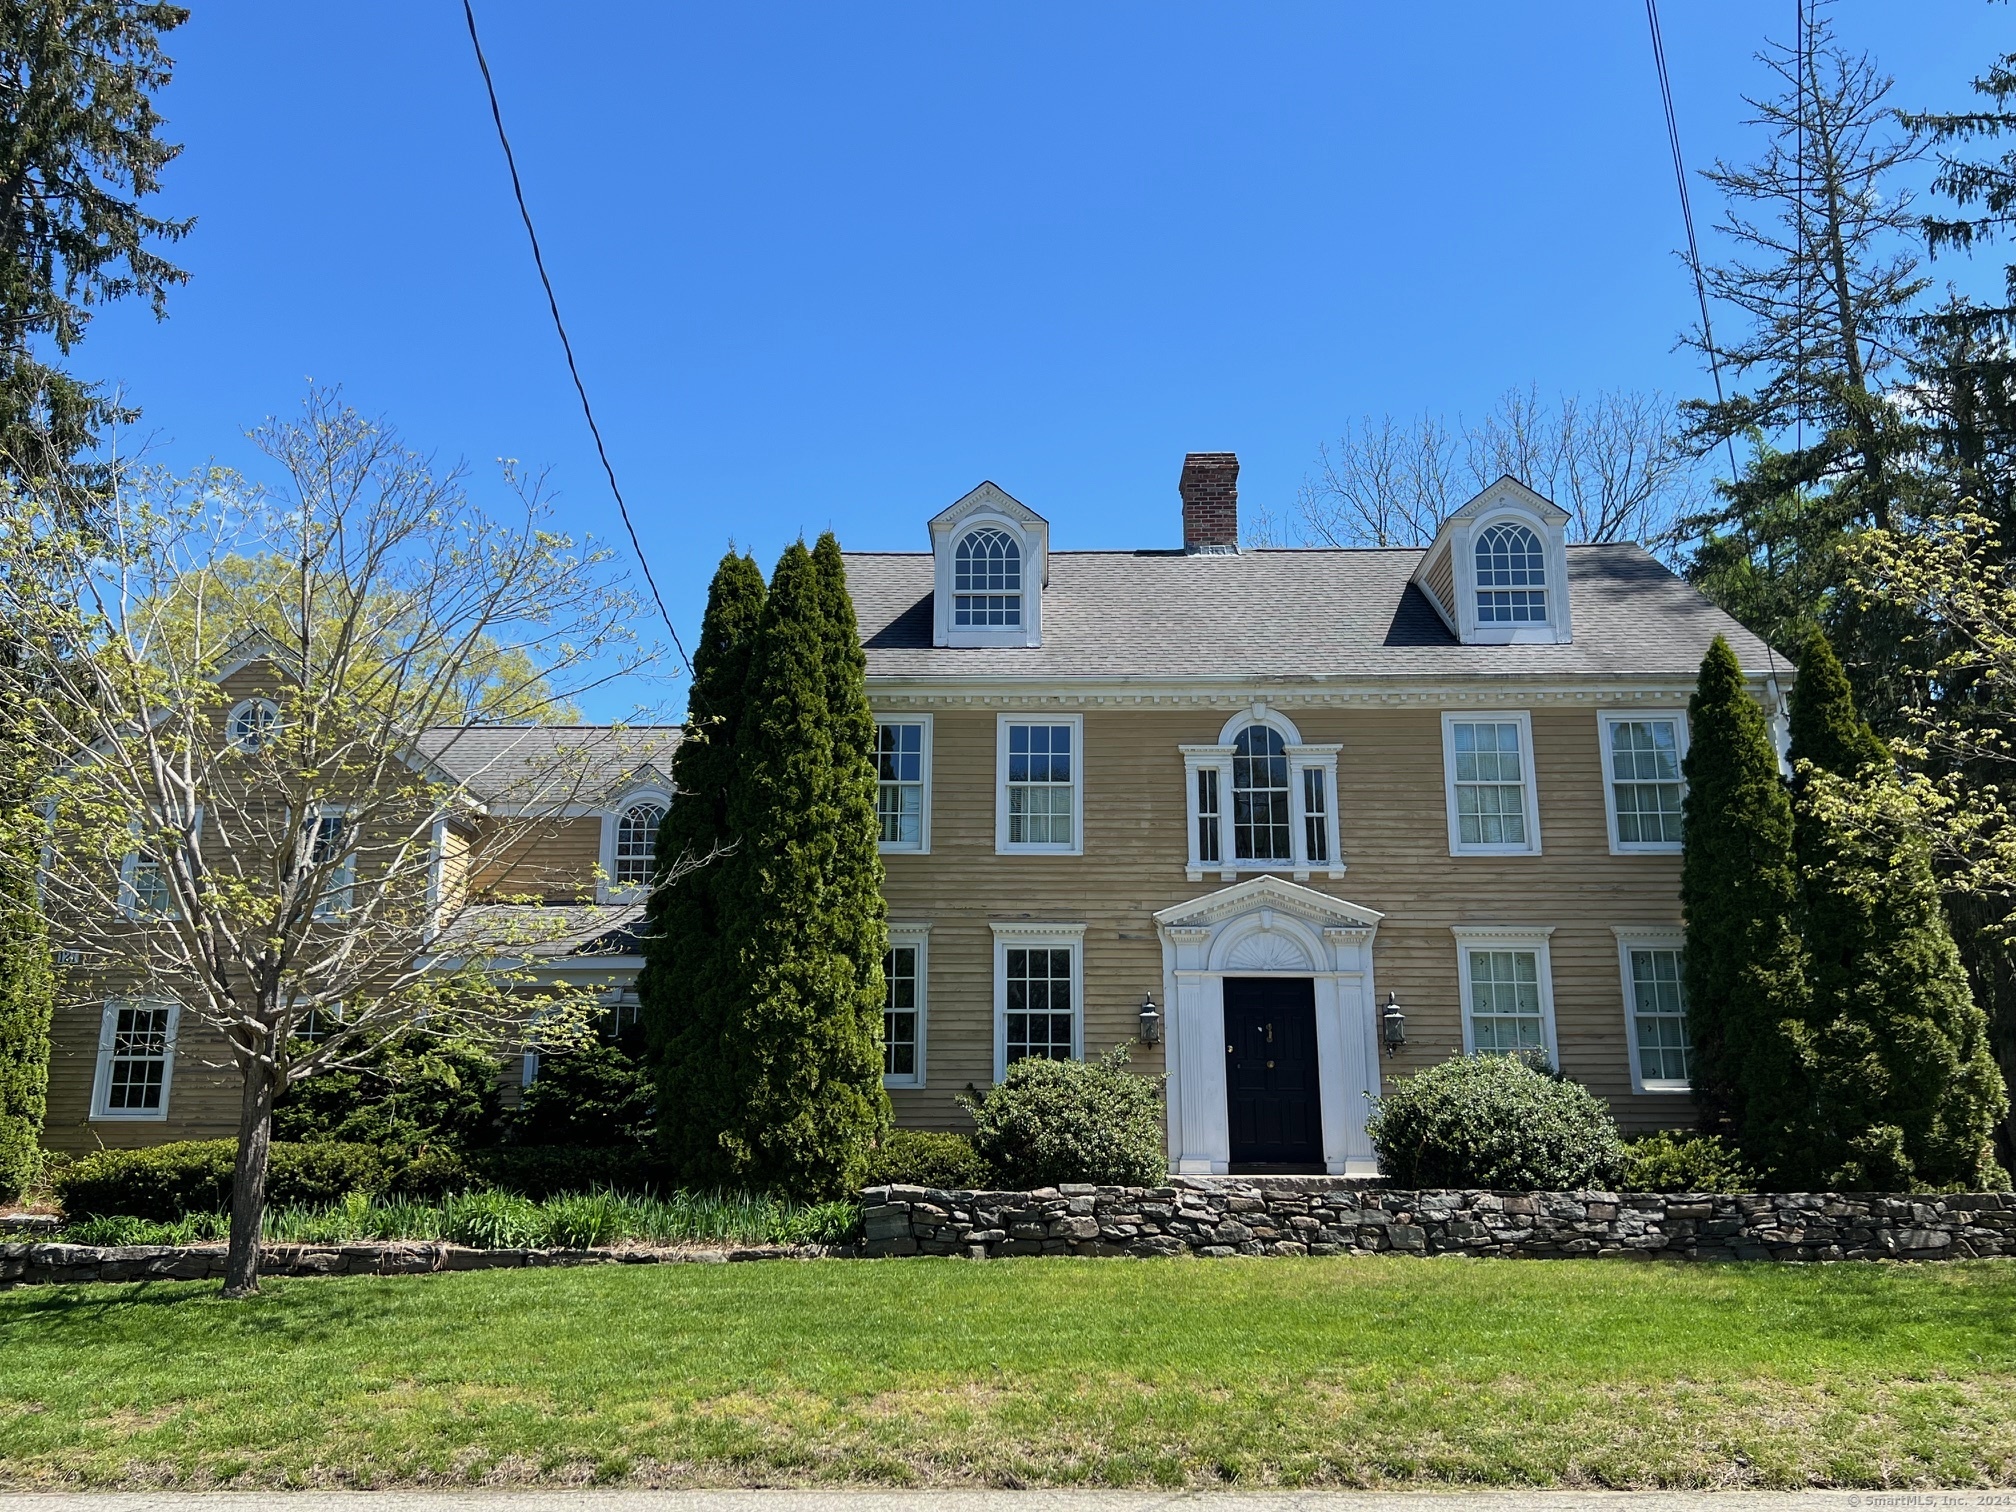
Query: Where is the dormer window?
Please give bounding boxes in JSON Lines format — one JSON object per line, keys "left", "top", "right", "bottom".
{"left": 953, "top": 528, "right": 1022, "bottom": 627}
{"left": 1474, "top": 524, "right": 1548, "bottom": 624}
{"left": 227, "top": 698, "right": 280, "bottom": 750}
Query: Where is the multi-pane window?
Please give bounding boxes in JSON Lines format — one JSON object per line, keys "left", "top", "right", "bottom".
{"left": 876, "top": 721, "right": 926, "bottom": 848}
{"left": 1004, "top": 946, "right": 1074, "bottom": 1065}
{"left": 614, "top": 801, "right": 666, "bottom": 886}
{"left": 954, "top": 527, "right": 1022, "bottom": 627}
{"left": 1606, "top": 717, "right": 1685, "bottom": 847}
{"left": 1232, "top": 725, "right": 1291, "bottom": 861}
{"left": 1627, "top": 946, "right": 1691, "bottom": 1088}
{"left": 227, "top": 698, "right": 279, "bottom": 750}
{"left": 884, "top": 944, "right": 919, "bottom": 1081}
{"left": 1195, "top": 768, "right": 1222, "bottom": 864}
{"left": 305, "top": 810, "right": 353, "bottom": 919}
{"left": 95, "top": 1002, "right": 174, "bottom": 1116}
{"left": 1003, "top": 721, "right": 1074, "bottom": 848}
{"left": 1466, "top": 949, "right": 1547, "bottom": 1055}
{"left": 1474, "top": 523, "right": 1548, "bottom": 623}
{"left": 1447, "top": 718, "right": 1533, "bottom": 851}
{"left": 1302, "top": 768, "right": 1329, "bottom": 865}
{"left": 126, "top": 849, "right": 174, "bottom": 917}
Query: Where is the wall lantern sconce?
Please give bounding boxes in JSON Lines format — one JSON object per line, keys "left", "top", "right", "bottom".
{"left": 1381, "top": 991, "right": 1407, "bottom": 1056}
{"left": 1138, "top": 992, "right": 1162, "bottom": 1045}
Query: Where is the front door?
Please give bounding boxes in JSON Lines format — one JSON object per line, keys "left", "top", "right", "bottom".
{"left": 1223, "top": 976, "right": 1322, "bottom": 1168}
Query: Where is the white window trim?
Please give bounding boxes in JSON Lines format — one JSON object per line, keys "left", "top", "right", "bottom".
{"left": 225, "top": 696, "right": 281, "bottom": 750}
{"left": 1452, "top": 925, "right": 1559, "bottom": 1066}
{"left": 89, "top": 997, "right": 180, "bottom": 1121}
{"left": 874, "top": 713, "right": 934, "bottom": 856}
{"left": 1441, "top": 711, "right": 1543, "bottom": 857}
{"left": 1597, "top": 709, "right": 1690, "bottom": 856}
{"left": 883, "top": 922, "right": 931, "bottom": 1089}
{"left": 1614, "top": 926, "right": 1691, "bottom": 1094}
{"left": 995, "top": 713, "right": 1084, "bottom": 856}
{"left": 1180, "top": 706, "right": 1343, "bottom": 882}
{"left": 598, "top": 787, "right": 672, "bottom": 903}
{"left": 990, "top": 920, "right": 1086, "bottom": 1082}
{"left": 1454, "top": 504, "right": 1574, "bottom": 646}
{"left": 119, "top": 808, "right": 201, "bottom": 921}
{"left": 934, "top": 510, "right": 1044, "bottom": 649}
{"left": 306, "top": 802, "right": 356, "bottom": 920}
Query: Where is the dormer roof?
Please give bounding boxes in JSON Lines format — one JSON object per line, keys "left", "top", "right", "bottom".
{"left": 927, "top": 480, "right": 1049, "bottom": 542}
{"left": 1441, "top": 474, "right": 1569, "bottom": 528}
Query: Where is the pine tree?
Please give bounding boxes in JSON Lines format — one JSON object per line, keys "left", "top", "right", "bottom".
{"left": 643, "top": 551, "right": 765, "bottom": 1180}
{"left": 1789, "top": 630, "right": 2009, "bottom": 1188}
{"left": 0, "top": 840, "right": 51, "bottom": 1198}
{"left": 1682, "top": 635, "right": 1814, "bottom": 1179}
{"left": 679, "top": 542, "right": 886, "bottom": 1197}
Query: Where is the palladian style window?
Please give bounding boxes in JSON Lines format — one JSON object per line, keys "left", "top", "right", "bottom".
{"left": 614, "top": 801, "right": 665, "bottom": 887}
{"left": 1231, "top": 726, "right": 1291, "bottom": 862}
{"left": 1182, "top": 710, "right": 1342, "bottom": 881}
{"left": 1474, "top": 523, "right": 1548, "bottom": 623}
{"left": 953, "top": 528, "right": 1022, "bottom": 627}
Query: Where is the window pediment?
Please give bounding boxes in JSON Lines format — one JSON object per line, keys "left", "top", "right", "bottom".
{"left": 929, "top": 482, "right": 1049, "bottom": 648}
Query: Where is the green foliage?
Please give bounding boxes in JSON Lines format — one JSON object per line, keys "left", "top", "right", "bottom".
{"left": 1620, "top": 1131, "right": 1758, "bottom": 1193}
{"left": 863, "top": 1129, "right": 990, "bottom": 1191}
{"left": 271, "top": 1030, "right": 503, "bottom": 1155}
{"left": 962, "top": 1048, "right": 1165, "bottom": 1190}
{"left": 509, "top": 1031, "right": 653, "bottom": 1149}
{"left": 465, "top": 1145, "right": 661, "bottom": 1200}
{"left": 659, "top": 541, "right": 889, "bottom": 1199}
{"left": 1365, "top": 1054, "right": 1628, "bottom": 1190}
{"left": 54, "top": 1140, "right": 392, "bottom": 1221}
{"left": 1790, "top": 631, "right": 2010, "bottom": 1190}
{"left": 1681, "top": 636, "right": 1814, "bottom": 1177}
{"left": 0, "top": 843, "right": 52, "bottom": 1199}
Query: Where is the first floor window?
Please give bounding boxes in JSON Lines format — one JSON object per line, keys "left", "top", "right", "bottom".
{"left": 1624, "top": 943, "right": 1691, "bottom": 1090}
{"left": 1000, "top": 718, "right": 1078, "bottom": 851}
{"left": 1445, "top": 714, "right": 1538, "bottom": 854}
{"left": 1455, "top": 931, "right": 1556, "bottom": 1062}
{"left": 884, "top": 943, "right": 920, "bottom": 1082}
{"left": 1004, "top": 946, "right": 1074, "bottom": 1064}
{"left": 92, "top": 1001, "right": 176, "bottom": 1118}
{"left": 876, "top": 719, "right": 928, "bottom": 849}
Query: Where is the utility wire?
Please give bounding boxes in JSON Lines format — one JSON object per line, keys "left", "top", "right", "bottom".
{"left": 460, "top": 0, "right": 694, "bottom": 678}
{"left": 1645, "top": 0, "right": 1742, "bottom": 483}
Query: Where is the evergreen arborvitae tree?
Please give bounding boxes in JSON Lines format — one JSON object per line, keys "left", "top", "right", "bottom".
{"left": 1789, "top": 630, "right": 2010, "bottom": 1189}
{"left": 679, "top": 541, "right": 886, "bottom": 1197}
{"left": 0, "top": 840, "right": 51, "bottom": 1198}
{"left": 643, "top": 551, "right": 765, "bottom": 1179}
{"left": 1682, "top": 635, "right": 1814, "bottom": 1179}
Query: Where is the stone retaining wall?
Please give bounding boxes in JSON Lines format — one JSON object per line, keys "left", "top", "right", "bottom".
{"left": 0, "top": 1240, "right": 830, "bottom": 1287}
{"left": 861, "top": 1180, "right": 2016, "bottom": 1261}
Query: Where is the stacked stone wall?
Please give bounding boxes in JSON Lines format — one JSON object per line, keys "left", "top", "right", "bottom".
{"left": 862, "top": 1180, "right": 2016, "bottom": 1262}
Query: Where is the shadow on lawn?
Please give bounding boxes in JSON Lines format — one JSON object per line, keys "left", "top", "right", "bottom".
{"left": 0, "top": 1274, "right": 416, "bottom": 1343}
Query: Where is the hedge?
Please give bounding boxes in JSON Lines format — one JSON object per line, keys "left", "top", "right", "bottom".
{"left": 53, "top": 1140, "right": 392, "bottom": 1221}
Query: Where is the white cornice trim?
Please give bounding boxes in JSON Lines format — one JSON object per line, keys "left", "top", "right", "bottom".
{"left": 987, "top": 919, "right": 1088, "bottom": 940}
{"left": 869, "top": 677, "right": 1762, "bottom": 709}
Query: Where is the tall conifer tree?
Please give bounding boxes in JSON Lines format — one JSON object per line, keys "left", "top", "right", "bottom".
{"left": 0, "top": 840, "right": 50, "bottom": 1197}
{"left": 642, "top": 551, "right": 765, "bottom": 1175}
{"left": 1682, "top": 635, "right": 1814, "bottom": 1178}
{"left": 1789, "top": 630, "right": 2009, "bottom": 1188}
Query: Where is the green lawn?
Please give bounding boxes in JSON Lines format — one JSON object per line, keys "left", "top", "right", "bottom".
{"left": 2, "top": 1256, "right": 2015, "bottom": 1490}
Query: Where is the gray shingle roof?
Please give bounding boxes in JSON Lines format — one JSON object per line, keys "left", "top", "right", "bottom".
{"left": 843, "top": 544, "right": 1780, "bottom": 682}
{"left": 432, "top": 902, "right": 645, "bottom": 960}
{"left": 414, "top": 725, "right": 680, "bottom": 802}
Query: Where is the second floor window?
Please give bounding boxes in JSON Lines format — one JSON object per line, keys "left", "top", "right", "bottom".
{"left": 1182, "top": 711, "right": 1342, "bottom": 879}
{"left": 1444, "top": 714, "right": 1540, "bottom": 855}
{"left": 305, "top": 810, "right": 354, "bottom": 919}
{"left": 614, "top": 801, "right": 665, "bottom": 887}
{"left": 876, "top": 720, "right": 927, "bottom": 849}
{"left": 1232, "top": 725, "right": 1291, "bottom": 861}
{"left": 1474, "top": 523, "right": 1548, "bottom": 623}
{"left": 1605, "top": 715, "right": 1685, "bottom": 849}
{"left": 954, "top": 527, "right": 1021, "bottom": 627}
{"left": 125, "top": 848, "right": 174, "bottom": 918}
{"left": 1000, "top": 718, "right": 1077, "bottom": 852}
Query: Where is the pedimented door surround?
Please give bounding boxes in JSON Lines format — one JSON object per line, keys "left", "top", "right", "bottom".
{"left": 1154, "top": 876, "right": 1384, "bottom": 1176}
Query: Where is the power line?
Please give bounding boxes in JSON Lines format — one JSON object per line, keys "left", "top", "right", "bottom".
{"left": 459, "top": 0, "right": 694, "bottom": 678}
{"left": 1644, "top": 0, "right": 1742, "bottom": 483}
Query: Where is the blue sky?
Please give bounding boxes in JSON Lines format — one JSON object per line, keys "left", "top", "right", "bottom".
{"left": 79, "top": 2, "right": 2011, "bottom": 716}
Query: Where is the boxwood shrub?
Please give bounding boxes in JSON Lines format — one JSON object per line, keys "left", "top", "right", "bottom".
{"left": 1622, "top": 1129, "right": 1758, "bottom": 1193}
{"left": 1366, "top": 1054, "right": 1628, "bottom": 1190}
{"left": 53, "top": 1139, "right": 393, "bottom": 1221}
{"left": 862, "top": 1129, "right": 989, "bottom": 1191}
{"left": 962, "top": 1048, "right": 1165, "bottom": 1190}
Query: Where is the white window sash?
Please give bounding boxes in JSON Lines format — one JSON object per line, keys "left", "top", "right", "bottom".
{"left": 990, "top": 922, "right": 1086, "bottom": 1082}
{"left": 1598, "top": 711, "right": 1689, "bottom": 855}
{"left": 1615, "top": 928, "right": 1691, "bottom": 1093}
{"left": 90, "top": 998, "right": 180, "bottom": 1121}
{"left": 1182, "top": 739, "right": 1343, "bottom": 881}
{"left": 873, "top": 714, "right": 933, "bottom": 855}
{"left": 596, "top": 789, "right": 671, "bottom": 902}
{"left": 995, "top": 715, "right": 1083, "bottom": 856}
{"left": 1452, "top": 927, "right": 1558, "bottom": 1065}
{"left": 883, "top": 925, "right": 930, "bottom": 1088}
{"left": 306, "top": 806, "right": 356, "bottom": 920}
{"left": 1441, "top": 711, "right": 1542, "bottom": 856}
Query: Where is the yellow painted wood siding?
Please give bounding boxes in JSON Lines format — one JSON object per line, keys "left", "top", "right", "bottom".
{"left": 1423, "top": 542, "right": 1455, "bottom": 620}
{"left": 881, "top": 704, "right": 1692, "bottom": 1133}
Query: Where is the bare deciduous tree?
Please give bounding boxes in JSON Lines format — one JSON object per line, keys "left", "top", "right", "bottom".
{"left": 0, "top": 391, "right": 683, "bottom": 1296}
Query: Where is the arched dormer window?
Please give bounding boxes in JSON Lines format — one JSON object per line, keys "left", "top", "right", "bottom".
{"left": 1180, "top": 709, "right": 1343, "bottom": 881}
{"left": 613, "top": 799, "right": 667, "bottom": 888}
{"left": 226, "top": 698, "right": 280, "bottom": 751}
{"left": 1474, "top": 524, "right": 1547, "bottom": 624}
{"left": 953, "top": 528, "right": 1021, "bottom": 627}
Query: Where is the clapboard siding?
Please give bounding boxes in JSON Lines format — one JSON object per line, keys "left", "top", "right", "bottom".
{"left": 884, "top": 703, "right": 1693, "bottom": 1134}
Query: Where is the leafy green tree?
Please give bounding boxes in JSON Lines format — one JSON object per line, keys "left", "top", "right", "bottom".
{"left": 0, "top": 839, "right": 51, "bottom": 1197}
{"left": 510, "top": 1028, "right": 654, "bottom": 1150}
{"left": 1682, "top": 636, "right": 1814, "bottom": 1178}
{"left": 644, "top": 550, "right": 764, "bottom": 1176}
{"left": 270, "top": 1029, "right": 503, "bottom": 1155}
{"left": 1789, "top": 629, "right": 2008, "bottom": 1188}
{"left": 669, "top": 542, "right": 887, "bottom": 1198}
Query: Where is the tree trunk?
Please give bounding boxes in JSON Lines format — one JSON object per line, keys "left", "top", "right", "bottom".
{"left": 221, "top": 1058, "right": 278, "bottom": 1298}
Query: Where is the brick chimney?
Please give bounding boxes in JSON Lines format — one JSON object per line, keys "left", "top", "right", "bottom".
{"left": 1179, "top": 452, "right": 1239, "bottom": 553}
